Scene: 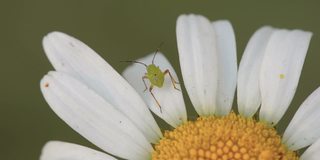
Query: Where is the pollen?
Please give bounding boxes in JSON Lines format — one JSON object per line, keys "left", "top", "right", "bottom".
{"left": 152, "top": 112, "right": 298, "bottom": 160}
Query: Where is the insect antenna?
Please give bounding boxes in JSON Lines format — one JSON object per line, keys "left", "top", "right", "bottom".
{"left": 152, "top": 41, "right": 165, "bottom": 64}
{"left": 120, "top": 60, "right": 148, "bottom": 68}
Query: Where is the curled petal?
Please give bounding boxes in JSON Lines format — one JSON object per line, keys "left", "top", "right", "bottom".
{"left": 41, "top": 72, "right": 153, "bottom": 160}
{"left": 40, "top": 141, "right": 117, "bottom": 160}
{"left": 259, "top": 29, "right": 312, "bottom": 125}
{"left": 283, "top": 87, "right": 320, "bottom": 150}
{"left": 237, "top": 26, "right": 274, "bottom": 117}
{"left": 122, "top": 53, "right": 187, "bottom": 127}
{"left": 42, "top": 32, "right": 162, "bottom": 142}
{"left": 177, "top": 14, "right": 237, "bottom": 116}
{"left": 300, "top": 138, "right": 320, "bottom": 160}
{"left": 211, "top": 20, "right": 237, "bottom": 116}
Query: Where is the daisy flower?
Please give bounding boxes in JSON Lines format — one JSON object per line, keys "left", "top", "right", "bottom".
{"left": 39, "top": 14, "right": 320, "bottom": 160}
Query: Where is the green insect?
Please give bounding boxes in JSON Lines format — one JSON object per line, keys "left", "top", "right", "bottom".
{"left": 123, "top": 46, "right": 180, "bottom": 113}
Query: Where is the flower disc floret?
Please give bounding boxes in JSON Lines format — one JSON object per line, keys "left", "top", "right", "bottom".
{"left": 152, "top": 112, "right": 298, "bottom": 160}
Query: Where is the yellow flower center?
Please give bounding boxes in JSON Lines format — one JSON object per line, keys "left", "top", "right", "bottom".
{"left": 152, "top": 112, "right": 298, "bottom": 160}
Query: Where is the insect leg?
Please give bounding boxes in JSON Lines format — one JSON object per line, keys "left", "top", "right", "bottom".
{"left": 149, "top": 85, "right": 162, "bottom": 113}
{"left": 142, "top": 75, "right": 148, "bottom": 92}
{"left": 164, "top": 69, "right": 180, "bottom": 91}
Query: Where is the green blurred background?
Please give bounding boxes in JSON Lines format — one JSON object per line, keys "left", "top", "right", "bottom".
{"left": 1, "top": 0, "right": 319, "bottom": 159}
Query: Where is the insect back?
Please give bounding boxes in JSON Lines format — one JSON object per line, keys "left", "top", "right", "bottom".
{"left": 146, "top": 64, "right": 165, "bottom": 88}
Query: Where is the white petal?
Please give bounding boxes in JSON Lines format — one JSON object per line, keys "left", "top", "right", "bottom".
{"left": 212, "top": 20, "right": 237, "bottom": 116}
{"left": 122, "top": 53, "right": 187, "bottom": 127}
{"left": 42, "top": 32, "right": 162, "bottom": 143}
{"left": 259, "top": 29, "right": 312, "bottom": 125}
{"left": 176, "top": 14, "right": 218, "bottom": 115}
{"left": 301, "top": 138, "right": 320, "bottom": 160}
{"left": 40, "top": 72, "right": 152, "bottom": 160}
{"left": 283, "top": 87, "right": 320, "bottom": 150}
{"left": 40, "top": 141, "right": 117, "bottom": 160}
{"left": 237, "top": 26, "right": 274, "bottom": 117}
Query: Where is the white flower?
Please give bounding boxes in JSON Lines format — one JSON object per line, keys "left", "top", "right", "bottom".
{"left": 40, "top": 14, "right": 320, "bottom": 160}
